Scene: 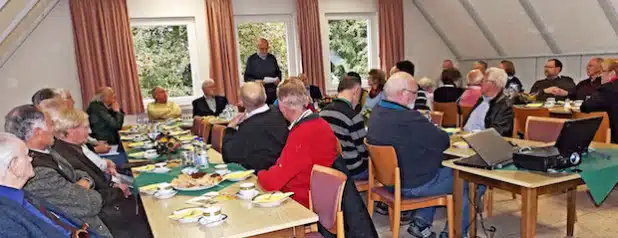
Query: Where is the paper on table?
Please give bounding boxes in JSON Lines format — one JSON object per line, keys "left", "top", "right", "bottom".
{"left": 98, "top": 145, "right": 119, "bottom": 156}
{"left": 263, "top": 77, "right": 279, "bottom": 84}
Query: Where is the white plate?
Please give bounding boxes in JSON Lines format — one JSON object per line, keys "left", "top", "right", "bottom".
{"left": 215, "top": 169, "right": 231, "bottom": 176}
{"left": 155, "top": 190, "right": 177, "bottom": 199}
{"left": 252, "top": 192, "right": 294, "bottom": 208}
{"left": 172, "top": 183, "right": 218, "bottom": 191}
{"left": 199, "top": 214, "right": 228, "bottom": 227}
{"left": 151, "top": 167, "right": 171, "bottom": 174}
{"left": 169, "top": 208, "right": 208, "bottom": 223}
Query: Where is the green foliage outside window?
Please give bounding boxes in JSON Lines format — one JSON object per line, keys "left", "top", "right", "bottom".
{"left": 132, "top": 25, "right": 192, "bottom": 99}
{"left": 328, "top": 19, "right": 369, "bottom": 85}
{"left": 237, "top": 22, "right": 288, "bottom": 80}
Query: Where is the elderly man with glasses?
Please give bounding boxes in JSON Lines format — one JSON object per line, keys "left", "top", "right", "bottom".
{"left": 366, "top": 72, "right": 477, "bottom": 238}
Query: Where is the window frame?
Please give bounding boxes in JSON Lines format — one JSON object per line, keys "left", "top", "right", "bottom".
{"left": 130, "top": 17, "right": 201, "bottom": 108}
{"left": 323, "top": 13, "right": 379, "bottom": 93}
{"left": 234, "top": 14, "right": 300, "bottom": 85}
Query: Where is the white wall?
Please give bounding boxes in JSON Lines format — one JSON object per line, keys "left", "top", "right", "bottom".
{"left": 403, "top": 0, "right": 456, "bottom": 82}
{"left": 0, "top": 0, "right": 80, "bottom": 128}
{"left": 459, "top": 53, "right": 618, "bottom": 92}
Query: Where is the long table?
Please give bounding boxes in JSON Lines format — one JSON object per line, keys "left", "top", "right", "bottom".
{"left": 443, "top": 138, "right": 617, "bottom": 238}
{"left": 131, "top": 149, "right": 318, "bottom": 238}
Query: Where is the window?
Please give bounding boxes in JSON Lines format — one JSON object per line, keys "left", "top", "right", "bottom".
{"left": 131, "top": 18, "right": 200, "bottom": 103}
{"left": 235, "top": 15, "right": 299, "bottom": 83}
{"left": 326, "top": 14, "right": 378, "bottom": 91}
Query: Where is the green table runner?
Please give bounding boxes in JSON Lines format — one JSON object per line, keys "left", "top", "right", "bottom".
{"left": 497, "top": 148, "right": 618, "bottom": 205}
{"left": 133, "top": 163, "right": 246, "bottom": 196}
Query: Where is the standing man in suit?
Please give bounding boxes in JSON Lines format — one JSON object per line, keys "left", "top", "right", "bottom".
{"left": 192, "top": 79, "right": 228, "bottom": 117}
{"left": 244, "top": 38, "right": 282, "bottom": 105}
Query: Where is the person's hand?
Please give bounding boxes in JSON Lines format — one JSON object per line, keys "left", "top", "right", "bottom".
{"left": 76, "top": 179, "right": 91, "bottom": 189}
{"left": 254, "top": 80, "right": 264, "bottom": 84}
{"left": 543, "top": 86, "right": 556, "bottom": 94}
{"left": 227, "top": 112, "right": 246, "bottom": 128}
{"left": 94, "top": 143, "right": 111, "bottom": 154}
{"left": 105, "top": 159, "right": 117, "bottom": 176}
{"left": 274, "top": 79, "right": 280, "bottom": 85}
{"left": 111, "top": 102, "right": 121, "bottom": 112}
{"left": 551, "top": 88, "right": 568, "bottom": 96}
{"left": 113, "top": 183, "right": 131, "bottom": 198}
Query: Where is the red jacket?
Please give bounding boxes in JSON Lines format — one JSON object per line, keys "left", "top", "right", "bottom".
{"left": 257, "top": 114, "right": 338, "bottom": 208}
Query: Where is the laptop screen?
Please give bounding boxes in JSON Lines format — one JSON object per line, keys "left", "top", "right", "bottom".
{"left": 462, "top": 128, "right": 515, "bottom": 166}
{"left": 554, "top": 117, "right": 602, "bottom": 156}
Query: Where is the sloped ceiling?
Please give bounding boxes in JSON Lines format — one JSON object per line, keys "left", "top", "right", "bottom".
{"left": 0, "top": 0, "right": 60, "bottom": 68}
{"left": 414, "top": 0, "right": 618, "bottom": 60}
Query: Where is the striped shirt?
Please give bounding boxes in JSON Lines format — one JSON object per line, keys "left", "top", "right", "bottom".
{"left": 414, "top": 88, "right": 430, "bottom": 110}
{"left": 319, "top": 98, "right": 369, "bottom": 175}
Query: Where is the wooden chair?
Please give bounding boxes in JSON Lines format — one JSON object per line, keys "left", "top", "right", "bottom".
{"left": 364, "top": 139, "right": 454, "bottom": 238}
{"left": 512, "top": 106, "right": 550, "bottom": 138}
{"left": 457, "top": 105, "right": 474, "bottom": 128}
{"left": 211, "top": 124, "right": 226, "bottom": 153}
{"left": 525, "top": 116, "right": 567, "bottom": 143}
{"left": 430, "top": 111, "right": 444, "bottom": 126}
{"left": 201, "top": 121, "right": 213, "bottom": 143}
{"left": 572, "top": 111, "right": 610, "bottom": 143}
{"left": 433, "top": 102, "right": 458, "bottom": 127}
{"left": 191, "top": 117, "right": 204, "bottom": 136}
{"left": 307, "top": 165, "right": 346, "bottom": 238}
{"left": 336, "top": 139, "right": 371, "bottom": 193}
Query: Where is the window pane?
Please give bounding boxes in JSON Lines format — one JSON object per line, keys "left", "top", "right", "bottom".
{"left": 132, "top": 25, "right": 192, "bottom": 98}
{"left": 328, "top": 19, "right": 369, "bottom": 85}
{"left": 237, "top": 22, "right": 288, "bottom": 80}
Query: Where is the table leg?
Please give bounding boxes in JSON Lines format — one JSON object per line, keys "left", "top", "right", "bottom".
{"left": 468, "top": 182, "right": 477, "bottom": 238}
{"left": 521, "top": 187, "right": 538, "bottom": 238}
{"left": 452, "top": 169, "right": 464, "bottom": 238}
{"left": 567, "top": 188, "right": 576, "bottom": 237}
{"left": 294, "top": 225, "right": 306, "bottom": 238}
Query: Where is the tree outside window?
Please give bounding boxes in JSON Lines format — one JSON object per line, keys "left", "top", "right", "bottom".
{"left": 132, "top": 25, "right": 192, "bottom": 99}
{"left": 328, "top": 19, "right": 369, "bottom": 86}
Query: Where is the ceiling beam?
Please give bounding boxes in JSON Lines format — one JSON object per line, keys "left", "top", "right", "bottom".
{"left": 0, "top": 0, "right": 39, "bottom": 45}
{"left": 597, "top": 0, "right": 618, "bottom": 38}
{"left": 411, "top": 0, "right": 462, "bottom": 60}
{"left": 458, "top": 0, "right": 505, "bottom": 57}
{"left": 0, "top": 0, "right": 8, "bottom": 11}
{"left": 517, "top": 0, "right": 561, "bottom": 54}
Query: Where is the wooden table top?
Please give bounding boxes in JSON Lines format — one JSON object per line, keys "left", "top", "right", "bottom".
{"left": 133, "top": 149, "right": 318, "bottom": 238}
{"left": 443, "top": 138, "right": 618, "bottom": 188}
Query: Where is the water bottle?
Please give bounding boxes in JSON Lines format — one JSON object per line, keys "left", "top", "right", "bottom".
{"left": 193, "top": 138, "right": 209, "bottom": 168}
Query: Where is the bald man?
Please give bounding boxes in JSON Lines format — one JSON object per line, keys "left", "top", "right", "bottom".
{"left": 147, "top": 87, "right": 181, "bottom": 121}
{"left": 221, "top": 82, "right": 288, "bottom": 171}
{"left": 243, "top": 38, "right": 282, "bottom": 104}
{"left": 87, "top": 87, "right": 124, "bottom": 145}
{"left": 367, "top": 72, "right": 473, "bottom": 238}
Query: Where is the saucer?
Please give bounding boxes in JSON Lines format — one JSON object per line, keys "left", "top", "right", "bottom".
{"left": 199, "top": 214, "right": 228, "bottom": 227}
{"left": 155, "top": 190, "right": 177, "bottom": 199}
{"left": 215, "top": 169, "right": 231, "bottom": 175}
{"left": 152, "top": 167, "right": 171, "bottom": 174}
{"left": 236, "top": 190, "right": 259, "bottom": 200}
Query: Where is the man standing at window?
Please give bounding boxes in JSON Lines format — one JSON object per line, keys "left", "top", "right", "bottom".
{"left": 244, "top": 38, "right": 282, "bottom": 105}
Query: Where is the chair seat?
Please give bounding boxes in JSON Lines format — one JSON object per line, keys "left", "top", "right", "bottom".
{"left": 306, "top": 232, "right": 325, "bottom": 238}
{"left": 354, "top": 180, "right": 369, "bottom": 192}
{"left": 371, "top": 187, "right": 448, "bottom": 206}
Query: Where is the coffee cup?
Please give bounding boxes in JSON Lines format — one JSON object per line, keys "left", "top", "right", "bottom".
{"left": 215, "top": 164, "right": 228, "bottom": 174}
{"left": 144, "top": 149, "right": 158, "bottom": 158}
{"left": 574, "top": 100, "right": 583, "bottom": 107}
{"left": 202, "top": 206, "right": 223, "bottom": 222}
{"left": 156, "top": 184, "right": 175, "bottom": 195}
{"left": 239, "top": 182, "right": 257, "bottom": 197}
{"left": 155, "top": 162, "right": 167, "bottom": 168}
{"left": 546, "top": 97, "right": 556, "bottom": 103}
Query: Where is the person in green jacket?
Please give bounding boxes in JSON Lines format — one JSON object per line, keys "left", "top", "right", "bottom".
{"left": 86, "top": 87, "right": 124, "bottom": 145}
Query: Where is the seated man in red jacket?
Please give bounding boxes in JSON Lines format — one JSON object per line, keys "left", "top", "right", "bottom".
{"left": 257, "top": 79, "right": 338, "bottom": 208}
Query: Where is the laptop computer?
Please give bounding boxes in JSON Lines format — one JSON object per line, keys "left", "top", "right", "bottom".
{"left": 519, "top": 117, "right": 602, "bottom": 158}
{"left": 453, "top": 128, "right": 517, "bottom": 170}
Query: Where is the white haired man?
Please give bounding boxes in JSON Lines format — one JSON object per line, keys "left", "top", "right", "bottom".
{"left": 257, "top": 79, "right": 338, "bottom": 208}
{"left": 463, "top": 67, "right": 514, "bottom": 136}
{"left": 4, "top": 104, "right": 113, "bottom": 237}
{"left": 192, "top": 78, "right": 228, "bottom": 117}
{"left": 0, "top": 133, "right": 101, "bottom": 237}
{"left": 367, "top": 72, "right": 476, "bottom": 238}
{"left": 222, "top": 82, "right": 288, "bottom": 171}
{"left": 458, "top": 69, "right": 484, "bottom": 107}
{"left": 244, "top": 38, "right": 282, "bottom": 104}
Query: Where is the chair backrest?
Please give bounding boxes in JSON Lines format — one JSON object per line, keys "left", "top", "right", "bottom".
{"left": 458, "top": 105, "right": 474, "bottom": 128}
{"left": 191, "top": 117, "right": 204, "bottom": 136}
{"left": 336, "top": 140, "right": 343, "bottom": 156}
{"left": 525, "top": 116, "right": 566, "bottom": 143}
{"left": 513, "top": 106, "right": 550, "bottom": 137}
{"left": 572, "top": 111, "right": 610, "bottom": 143}
{"left": 364, "top": 139, "right": 398, "bottom": 186}
{"left": 310, "top": 165, "right": 347, "bottom": 233}
{"left": 211, "top": 124, "right": 226, "bottom": 152}
{"left": 433, "top": 102, "right": 458, "bottom": 127}
{"left": 429, "top": 111, "right": 444, "bottom": 126}
{"left": 201, "top": 121, "right": 213, "bottom": 143}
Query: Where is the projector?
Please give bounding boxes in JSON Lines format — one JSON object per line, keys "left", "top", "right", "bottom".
{"left": 512, "top": 147, "right": 581, "bottom": 172}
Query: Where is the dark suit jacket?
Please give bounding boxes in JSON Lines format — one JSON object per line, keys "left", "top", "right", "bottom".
{"left": 52, "top": 140, "right": 151, "bottom": 238}
{"left": 434, "top": 85, "right": 464, "bottom": 103}
{"left": 308, "top": 85, "right": 323, "bottom": 102}
{"left": 192, "top": 96, "right": 228, "bottom": 117}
